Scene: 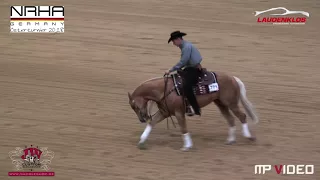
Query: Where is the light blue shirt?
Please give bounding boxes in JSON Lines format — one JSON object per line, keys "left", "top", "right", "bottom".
{"left": 169, "top": 40, "right": 202, "bottom": 72}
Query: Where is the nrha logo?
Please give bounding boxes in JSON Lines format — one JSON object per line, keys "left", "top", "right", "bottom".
{"left": 254, "top": 7, "right": 310, "bottom": 25}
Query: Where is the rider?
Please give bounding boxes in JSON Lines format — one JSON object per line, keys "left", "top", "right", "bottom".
{"left": 165, "top": 31, "right": 203, "bottom": 116}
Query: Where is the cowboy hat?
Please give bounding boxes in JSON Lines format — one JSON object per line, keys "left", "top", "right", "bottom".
{"left": 168, "top": 31, "right": 187, "bottom": 43}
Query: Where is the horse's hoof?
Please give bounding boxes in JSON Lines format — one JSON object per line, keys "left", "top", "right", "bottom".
{"left": 180, "top": 146, "right": 192, "bottom": 151}
{"left": 137, "top": 142, "right": 147, "bottom": 150}
{"left": 248, "top": 137, "right": 256, "bottom": 141}
{"left": 225, "top": 140, "right": 236, "bottom": 145}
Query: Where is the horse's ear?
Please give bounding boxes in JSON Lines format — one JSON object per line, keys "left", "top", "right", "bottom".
{"left": 128, "top": 92, "right": 132, "bottom": 101}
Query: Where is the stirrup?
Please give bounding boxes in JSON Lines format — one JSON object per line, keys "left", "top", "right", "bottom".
{"left": 186, "top": 106, "right": 195, "bottom": 116}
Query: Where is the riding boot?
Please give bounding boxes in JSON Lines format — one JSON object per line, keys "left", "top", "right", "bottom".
{"left": 184, "top": 88, "right": 201, "bottom": 116}
{"left": 182, "top": 66, "right": 202, "bottom": 116}
{"left": 190, "top": 97, "right": 201, "bottom": 116}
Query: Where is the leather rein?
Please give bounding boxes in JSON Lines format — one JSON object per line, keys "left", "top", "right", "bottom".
{"left": 146, "top": 73, "right": 177, "bottom": 129}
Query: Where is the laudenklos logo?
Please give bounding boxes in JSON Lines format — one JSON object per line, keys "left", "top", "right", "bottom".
{"left": 255, "top": 165, "right": 314, "bottom": 175}
{"left": 254, "top": 7, "right": 310, "bottom": 25}
{"left": 8, "top": 145, "right": 55, "bottom": 176}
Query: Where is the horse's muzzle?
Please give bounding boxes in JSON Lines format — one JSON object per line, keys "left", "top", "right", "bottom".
{"left": 139, "top": 116, "right": 146, "bottom": 123}
{"left": 138, "top": 111, "right": 151, "bottom": 123}
{"left": 138, "top": 112, "right": 148, "bottom": 123}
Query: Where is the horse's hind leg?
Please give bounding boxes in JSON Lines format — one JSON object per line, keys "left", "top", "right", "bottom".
{"left": 214, "top": 100, "right": 236, "bottom": 144}
{"left": 229, "top": 103, "right": 255, "bottom": 141}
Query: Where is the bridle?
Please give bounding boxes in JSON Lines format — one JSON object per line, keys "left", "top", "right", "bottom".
{"left": 133, "top": 73, "right": 177, "bottom": 129}
{"left": 131, "top": 101, "right": 150, "bottom": 123}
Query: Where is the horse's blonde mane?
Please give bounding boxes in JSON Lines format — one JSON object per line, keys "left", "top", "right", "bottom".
{"left": 131, "top": 76, "right": 165, "bottom": 97}
{"left": 138, "top": 76, "right": 164, "bottom": 86}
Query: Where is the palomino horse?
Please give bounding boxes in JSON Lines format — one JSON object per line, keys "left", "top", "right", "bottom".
{"left": 128, "top": 69, "right": 258, "bottom": 151}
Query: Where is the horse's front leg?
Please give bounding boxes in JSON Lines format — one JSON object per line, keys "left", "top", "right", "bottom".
{"left": 137, "top": 111, "right": 165, "bottom": 149}
{"left": 175, "top": 111, "right": 193, "bottom": 151}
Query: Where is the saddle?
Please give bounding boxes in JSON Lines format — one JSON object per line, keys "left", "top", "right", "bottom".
{"left": 171, "top": 68, "right": 219, "bottom": 96}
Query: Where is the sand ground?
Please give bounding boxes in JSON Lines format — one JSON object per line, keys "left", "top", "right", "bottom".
{"left": 0, "top": 0, "right": 319, "bottom": 180}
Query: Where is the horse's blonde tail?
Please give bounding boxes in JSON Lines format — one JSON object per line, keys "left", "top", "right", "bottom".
{"left": 233, "top": 76, "right": 259, "bottom": 124}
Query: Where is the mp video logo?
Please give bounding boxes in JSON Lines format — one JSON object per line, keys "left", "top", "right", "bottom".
{"left": 10, "top": 6, "right": 64, "bottom": 33}
{"left": 8, "top": 145, "right": 55, "bottom": 176}
{"left": 255, "top": 165, "right": 314, "bottom": 175}
{"left": 254, "top": 7, "right": 310, "bottom": 25}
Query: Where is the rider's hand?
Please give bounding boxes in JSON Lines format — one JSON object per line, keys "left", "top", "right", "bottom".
{"left": 165, "top": 70, "right": 170, "bottom": 75}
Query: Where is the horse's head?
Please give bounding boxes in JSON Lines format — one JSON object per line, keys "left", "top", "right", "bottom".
{"left": 128, "top": 92, "right": 149, "bottom": 123}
